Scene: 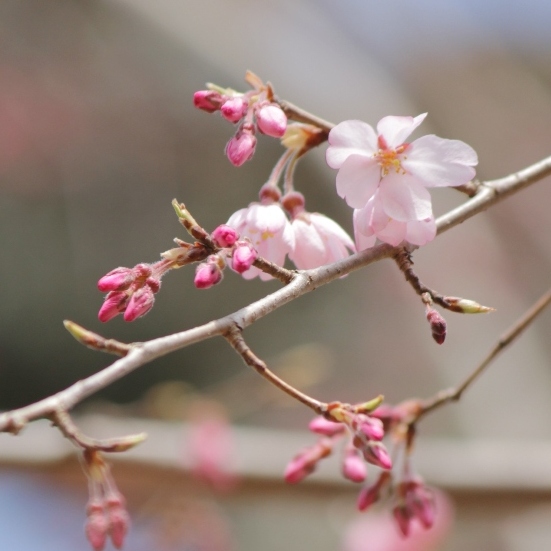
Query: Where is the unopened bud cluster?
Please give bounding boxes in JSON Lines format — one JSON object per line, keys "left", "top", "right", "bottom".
{"left": 194, "top": 72, "right": 287, "bottom": 166}
{"left": 83, "top": 450, "right": 130, "bottom": 551}
{"left": 284, "top": 398, "right": 391, "bottom": 487}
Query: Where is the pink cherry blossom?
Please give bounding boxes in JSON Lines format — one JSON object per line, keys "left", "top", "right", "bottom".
{"left": 290, "top": 212, "right": 355, "bottom": 269}
{"left": 227, "top": 194, "right": 294, "bottom": 281}
{"left": 326, "top": 114, "right": 477, "bottom": 248}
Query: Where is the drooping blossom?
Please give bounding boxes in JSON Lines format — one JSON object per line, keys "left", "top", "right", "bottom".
{"left": 282, "top": 191, "right": 355, "bottom": 270}
{"left": 326, "top": 114, "right": 477, "bottom": 248}
{"left": 227, "top": 186, "right": 294, "bottom": 280}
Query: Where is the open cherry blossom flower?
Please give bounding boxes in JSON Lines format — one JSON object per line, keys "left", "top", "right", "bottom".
{"left": 353, "top": 191, "right": 437, "bottom": 249}
{"left": 227, "top": 186, "right": 295, "bottom": 280}
{"left": 326, "top": 114, "right": 477, "bottom": 247}
{"left": 283, "top": 191, "right": 355, "bottom": 269}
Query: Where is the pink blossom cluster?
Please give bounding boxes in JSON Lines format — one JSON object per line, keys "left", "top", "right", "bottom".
{"left": 83, "top": 451, "right": 130, "bottom": 551}
{"left": 326, "top": 114, "right": 478, "bottom": 249}
{"left": 227, "top": 185, "right": 355, "bottom": 280}
{"left": 194, "top": 81, "right": 287, "bottom": 167}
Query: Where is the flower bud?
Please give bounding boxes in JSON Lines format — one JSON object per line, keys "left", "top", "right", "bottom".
{"left": 284, "top": 439, "right": 332, "bottom": 484}
{"left": 426, "top": 307, "right": 446, "bottom": 345}
{"left": 212, "top": 224, "right": 239, "bottom": 248}
{"left": 342, "top": 447, "right": 367, "bottom": 483}
{"left": 356, "top": 415, "right": 385, "bottom": 441}
{"left": 106, "top": 494, "right": 130, "bottom": 549}
{"left": 231, "top": 241, "right": 258, "bottom": 274}
{"left": 256, "top": 103, "right": 287, "bottom": 137}
{"left": 393, "top": 504, "right": 412, "bottom": 537}
{"left": 225, "top": 127, "right": 257, "bottom": 166}
{"left": 123, "top": 286, "right": 155, "bottom": 321}
{"left": 308, "top": 416, "right": 345, "bottom": 436}
{"left": 445, "top": 296, "right": 495, "bottom": 314}
{"left": 194, "top": 260, "right": 223, "bottom": 289}
{"left": 85, "top": 501, "right": 108, "bottom": 551}
{"left": 356, "top": 471, "right": 391, "bottom": 511}
{"left": 362, "top": 442, "right": 392, "bottom": 470}
{"left": 193, "top": 90, "right": 224, "bottom": 112}
{"left": 220, "top": 96, "right": 248, "bottom": 123}
{"left": 98, "top": 291, "right": 129, "bottom": 323}
{"left": 97, "top": 268, "right": 134, "bottom": 292}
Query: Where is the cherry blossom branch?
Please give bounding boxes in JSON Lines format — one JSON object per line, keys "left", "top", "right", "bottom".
{"left": 224, "top": 326, "right": 326, "bottom": 414}
{"left": 1, "top": 149, "right": 550, "bottom": 435}
{"left": 415, "top": 286, "right": 551, "bottom": 420}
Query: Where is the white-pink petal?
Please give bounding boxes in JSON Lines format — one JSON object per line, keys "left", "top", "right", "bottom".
{"left": 405, "top": 217, "right": 437, "bottom": 246}
{"left": 336, "top": 154, "right": 381, "bottom": 209}
{"left": 403, "top": 135, "right": 477, "bottom": 188}
{"left": 379, "top": 173, "right": 433, "bottom": 222}
{"left": 376, "top": 113, "right": 427, "bottom": 148}
{"left": 326, "top": 120, "right": 378, "bottom": 169}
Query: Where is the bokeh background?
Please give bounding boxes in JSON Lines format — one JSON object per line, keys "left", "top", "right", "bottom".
{"left": 1, "top": 1, "right": 551, "bottom": 550}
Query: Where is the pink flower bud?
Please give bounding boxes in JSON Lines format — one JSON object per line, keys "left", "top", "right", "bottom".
{"left": 426, "top": 307, "right": 447, "bottom": 345}
{"left": 123, "top": 286, "right": 155, "bottom": 321}
{"left": 85, "top": 502, "right": 108, "bottom": 551}
{"left": 284, "top": 439, "right": 332, "bottom": 484}
{"left": 220, "top": 96, "right": 248, "bottom": 123}
{"left": 406, "top": 483, "right": 435, "bottom": 529}
{"left": 342, "top": 447, "right": 367, "bottom": 483}
{"left": 212, "top": 224, "right": 239, "bottom": 248}
{"left": 357, "top": 471, "right": 391, "bottom": 511}
{"left": 194, "top": 261, "right": 223, "bottom": 289}
{"left": 231, "top": 241, "right": 258, "bottom": 274}
{"left": 362, "top": 442, "right": 392, "bottom": 470}
{"left": 308, "top": 416, "right": 345, "bottom": 436}
{"left": 97, "top": 267, "right": 134, "bottom": 292}
{"left": 393, "top": 504, "right": 412, "bottom": 537}
{"left": 193, "top": 90, "right": 224, "bottom": 112}
{"left": 255, "top": 103, "right": 287, "bottom": 137}
{"left": 106, "top": 495, "right": 130, "bottom": 549}
{"left": 357, "top": 415, "right": 385, "bottom": 441}
{"left": 98, "top": 291, "right": 129, "bottom": 322}
{"left": 145, "top": 277, "right": 161, "bottom": 293}
{"left": 225, "top": 127, "right": 256, "bottom": 166}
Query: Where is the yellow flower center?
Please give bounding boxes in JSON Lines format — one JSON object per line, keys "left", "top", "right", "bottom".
{"left": 374, "top": 145, "right": 407, "bottom": 177}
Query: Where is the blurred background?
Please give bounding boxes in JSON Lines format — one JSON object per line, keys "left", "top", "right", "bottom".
{"left": 1, "top": 0, "right": 551, "bottom": 549}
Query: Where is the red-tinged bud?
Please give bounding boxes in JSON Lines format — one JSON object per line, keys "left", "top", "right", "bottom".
{"left": 193, "top": 90, "right": 224, "bottom": 112}
{"left": 342, "top": 447, "right": 367, "bottom": 483}
{"left": 308, "top": 416, "right": 345, "bottom": 436}
{"left": 225, "top": 127, "right": 256, "bottom": 166}
{"left": 393, "top": 504, "right": 412, "bottom": 537}
{"left": 231, "top": 241, "right": 258, "bottom": 274}
{"left": 220, "top": 96, "right": 248, "bottom": 123}
{"left": 356, "top": 415, "right": 385, "bottom": 441}
{"left": 255, "top": 103, "right": 287, "bottom": 138}
{"left": 123, "top": 286, "right": 155, "bottom": 321}
{"left": 426, "top": 307, "right": 446, "bottom": 345}
{"left": 194, "top": 261, "right": 223, "bottom": 289}
{"left": 357, "top": 471, "right": 391, "bottom": 511}
{"left": 106, "top": 495, "right": 130, "bottom": 549}
{"left": 212, "top": 224, "right": 239, "bottom": 248}
{"left": 97, "top": 268, "right": 134, "bottom": 292}
{"left": 85, "top": 502, "right": 108, "bottom": 551}
{"left": 284, "top": 439, "right": 332, "bottom": 484}
{"left": 406, "top": 483, "right": 435, "bottom": 529}
{"left": 362, "top": 442, "right": 392, "bottom": 470}
{"left": 98, "top": 291, "right": 129, "bottom": 322}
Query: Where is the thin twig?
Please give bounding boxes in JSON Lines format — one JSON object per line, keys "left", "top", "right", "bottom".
{"left": 417, "top": 286, "right": 551, "bottom": 420}
{"left": 224, "top": 325, "right": 326, "bottom": 415}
